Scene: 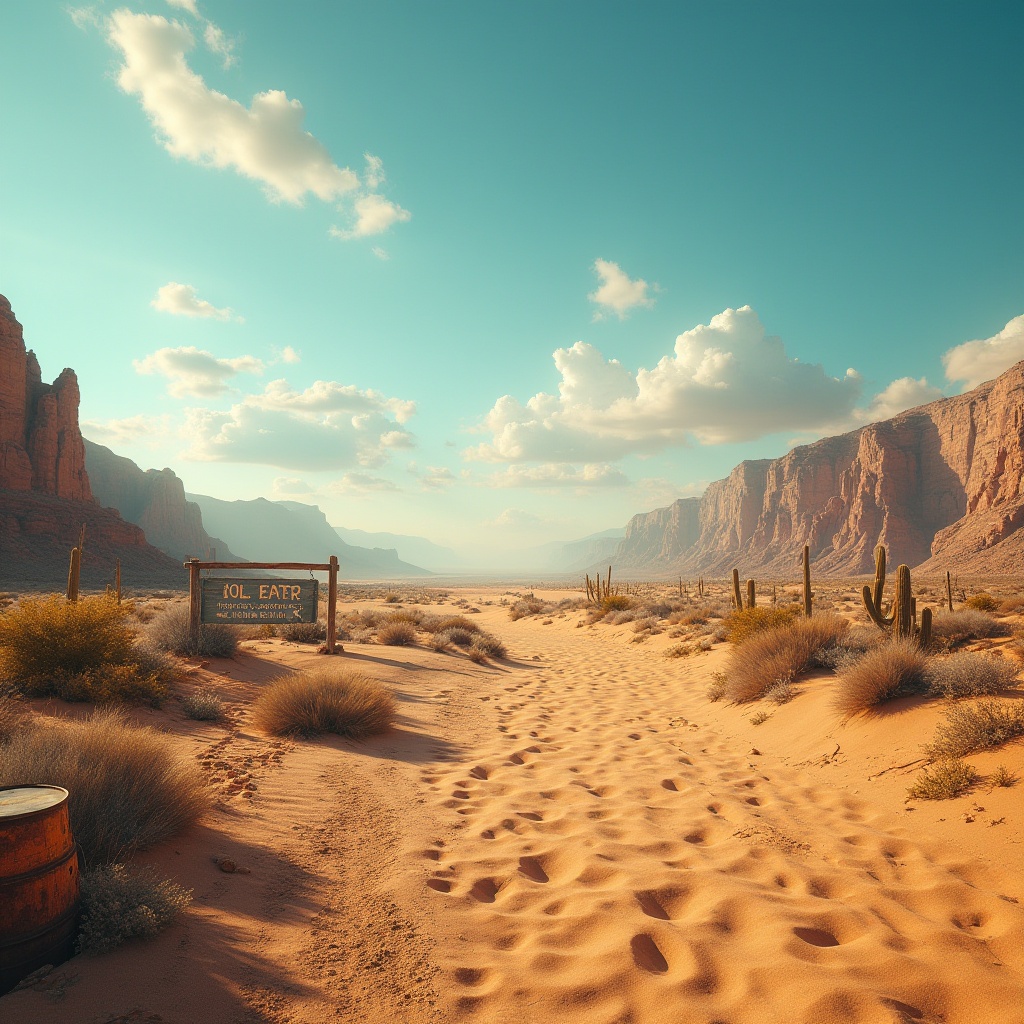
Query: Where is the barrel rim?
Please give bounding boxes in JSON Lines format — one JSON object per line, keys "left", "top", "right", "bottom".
{"left": 0, "top": 784, "right": 70, "bottom": 823}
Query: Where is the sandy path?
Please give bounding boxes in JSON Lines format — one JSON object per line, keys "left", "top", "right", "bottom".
{"left": 4, "top": 593, "right": 1024, "bottom": 1024}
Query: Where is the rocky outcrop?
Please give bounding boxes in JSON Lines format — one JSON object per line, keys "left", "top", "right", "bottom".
{"left": 0, "top": 296, "right": 90, "bottom": 501}
{"left": 613, "top": 361, "right": 1024, "bottom": 576}
{"left": 84, "top": 440, "right": 239, "bottom": 562}
{"left": 0, "top": 294, "right": 183, "bottom": 589}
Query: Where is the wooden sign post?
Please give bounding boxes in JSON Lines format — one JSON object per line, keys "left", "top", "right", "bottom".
{"left": 184, "top": 556, "right": 340, "bottom": 654}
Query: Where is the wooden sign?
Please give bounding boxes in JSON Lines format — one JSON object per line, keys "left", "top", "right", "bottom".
{"left": 201, "top": 577, "right": 319, "bottom": 625}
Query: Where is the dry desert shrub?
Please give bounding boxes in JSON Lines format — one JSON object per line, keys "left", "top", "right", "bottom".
{"left": 725, "top": 613, "right": 849, "bottom": 703}
{"left": 832, "top": 637, "right": 928, "bottom": 716}
{"left": 471, "top": 633, "right": 507, "bottom": 659}
{"left": 376, "top": 621, "right": 417, "bottom": 646}
{"left": 965, "top": 592, "right": 999, "bottom": 613}
{"left": 998, "top": 595, "right": 1024, "bottom": 615}
{"left": 0, "top": 595, "right": 180, "bottom": 704}
{"left": 927, "top": 700, "right": 1024, "bottom": 758}
{"left": 433, "top": 615, "right": 481, "bottom": 635}
{"left": 814, "top": 624, "right": 885, "bottom": 670}
{"left": 599, "top": 594, "right": 633, "bottom": 613}
{"left": 668, "top": 609, "right": 709, "bottom": 626}
{"left": 603, "top": 609, "right": 638, "bottom": 625}
{"left": 147, "top": 604, "right": 238, "bottom": 659}
{"left": 906, "top": 759, "right": 978, "bottom": 800}
{"left": 990, "top": 764, "right": 1018, "bottom": 788}
{"left": 924, "top": 652, "right": 1018, "bottom": 699}
{"left": 467, "top": 647, "right": 489, "bottom": 664}
{"left": 0, "top": 709, "right": 211, "bottom": 866}
{"left": 723, "top": 605, "right": 800, "bottom": 645}
{"left": 383, "top": 593, "right": 400, "bottom": 604}
{"left": 706, "top": 672, "right": 727, "bottom": 702}
{"left": 429, "top": 633, "right": 452, "bottom": 653}
{"left": 252, "top": 666, "right": 395, "bottom": 739}
{"left": 182, "top": 687, "right": 226, "bottom": 722}
{"left": 930, "top": 609, "right": 1009, "bottom": 648}
{"left": 509, "top": 598, "right": 547, "bottom": 620}
{"left": 749, "top": 710, "right": 771, "bottom": 726}
{"left": 279, "top": 620, "right": 327, "bottom": 644}
{"left": 437, "top": 626, "right": 474, "bottom": 648}
{"left": 0, "top": 594, "right": 136, "bottom": 682}
{"left": 77, "top": 863, "right": 192, "bottom": 954}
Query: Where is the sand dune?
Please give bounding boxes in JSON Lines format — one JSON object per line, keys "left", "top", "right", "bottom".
{"left": 4, "top": 588, "right": 1024, "bottom": 1024}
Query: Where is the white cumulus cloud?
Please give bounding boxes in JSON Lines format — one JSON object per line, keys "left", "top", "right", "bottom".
{"left": 183, "top": 378, "right": 415, "bottom": 470}
{"left": 82, "top": 413, "right": 175, "bottom": 445}
{"left": 941, "top": 314, "right": 1024, "bottom": 392}
{"left": 588, "top": 259, "right": 654, "bottom": 320}
{"left": 151, "top": 281, "right": 241, "bottom": 321}
{"left": 134, "top": 346, "right": 264, "bottom": 398}
{"left": 467, "top": 306, "right": 862, "bottom": 462}
{"left": 108, "top": 10, "right": 359, "bottom": 204}
{"left": 165, "top": 0, "right": 199, "bottom": 14}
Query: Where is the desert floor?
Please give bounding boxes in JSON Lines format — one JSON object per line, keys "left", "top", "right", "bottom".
{"left": 4, "top": 586, "right": 1024, "bottom": 1024}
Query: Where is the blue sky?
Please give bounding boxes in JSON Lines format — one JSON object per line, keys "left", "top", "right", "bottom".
{"left": 2, "top": 1, "right": 1023, "bottom": 562}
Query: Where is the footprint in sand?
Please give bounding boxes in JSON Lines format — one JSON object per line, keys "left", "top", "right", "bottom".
{"left": 793, "top": 926, "right": 839, "bottom": 947}
{"left": 469, "top": 766, "right": 489, "bottom": 780}
{"left": 427, "top": 878, "right": 453, "bottom": 893}
{"left": 469, "top": 878, "right": 500, "bottom": 903}
{"left": 630, "top": 933, "right": 669, "bottom": 973}
{"left": 518, "top": 856, "right": 549, "bottom": 883}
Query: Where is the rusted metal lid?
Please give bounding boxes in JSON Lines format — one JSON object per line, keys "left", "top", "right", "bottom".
{"left": 0, "top": 786, "right": 69, "bottom": 820}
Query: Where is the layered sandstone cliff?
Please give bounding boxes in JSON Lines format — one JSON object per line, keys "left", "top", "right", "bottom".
{"left": 614, "top": 361, "right": 1024, "bottom": 576}
{"left": 84, "top": 440, "right": 239, "bottom": 563}
{"left": 0, "top": 295, "right": 181, "bottom": 588}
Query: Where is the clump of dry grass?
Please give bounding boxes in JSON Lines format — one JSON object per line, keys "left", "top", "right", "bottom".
{"left": 376, "top": 621, "right": 417, "bottom": 646}
{"left": 0, "top": 692, "right": 28, "bottom": 743}
{"left": 930, "top": 608, "right": 1010, "bottom": 648}
{"left": 906, "top": 759, "right": 978, "bottom": 800}
{"left": 147, "top": 604, "right": 238, "bottom": 659}
{"left": 927, "top": 700, "right": 1024, "bottom": 758}
{"left": 832, "top": 637, "right": 928, "bottom": 716}
{"left": 467, "top": 647, "right": 489, "bottom": 664}
{"left": 0, "top": 709, "right": 211, "bottom": 866}
{"left": 182, "top": 688, "right": 226, "bottom": 722}
{"left": 437, "top": 626, "right": 474, "bottom": 648}
{"left": 725, "top": 613, "right": 849, "bottom": 703}
{"left": 252, "top": 666, "right": 395, "bottom": 739}
{"left": 429, "top": 633, "right": 452, "bottom": 653}
{"left": 599, "top": 594, "right": 633, "bottom": 613}
{"left": 509, "top": 597, "right": 547, "bottom": 620}
{"left": 77, "top": 863, "right": 191, "bottom": 954}
{"left": 924, "top": 652, "right": 1018, "bottom": 699}
{"left": 723, "top": 605, "right": 801, "bottom": 645}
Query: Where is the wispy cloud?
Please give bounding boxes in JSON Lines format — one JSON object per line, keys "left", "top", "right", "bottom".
{"left": 484, "top": 464, "right": 630, "bottom": 488}
{"left": 151, "top": 282, "right": 241, "bottom": 321}
{"left": 134, "top": 346, "right": 264, "bottom": 397}
{"left": 588, "top": 259, "right": 654, "bottom": 320}
{"left": 330, "top": 193, "right": 411, "bottom": 240}
{"left": 81, "top": 413, "right": 175, "bottom": 446}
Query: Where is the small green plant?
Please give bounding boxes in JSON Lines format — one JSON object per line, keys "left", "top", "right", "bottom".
{"left": 77, "top": 864, "right": 191, "bottom": 954}
{"left": 907, "top": 759, "right": 978, "bottom": 800}
{"left": 252, "top": 666, "right": 395, "bottom": 739}
{"left": 182, "top": 688, "right": 226, "bottom": 722}
{"left": 989, "top": 764, "right": 1018, "bottom": 788}
{"left": 927, "top": 700, "right": 1024, "bottom": 758}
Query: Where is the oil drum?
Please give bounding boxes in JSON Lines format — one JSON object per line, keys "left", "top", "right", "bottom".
{"left": 0, "top": 785, "right": 80, "bottom": 995}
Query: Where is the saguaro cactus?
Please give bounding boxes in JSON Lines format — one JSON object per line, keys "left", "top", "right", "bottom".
{"left": 66, "top": 547, "right": 81, "bottom": 603}
{"left": 732, "top": 568, "right": 743, "bottom": 611}
{"left": 862, "top": 545, "right": 931, "bottom": 647}
{"left": 802, "top": 544, "right": 812, "bottom": 618}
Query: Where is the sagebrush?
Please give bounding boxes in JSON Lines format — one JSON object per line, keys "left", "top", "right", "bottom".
{"left": 907, "top": 759, "right": 978, "bottom": 800}
{"left": 77, "top": 863, "right": 192, "bottom": 954}
{"left": 147, "top": 604, "right": 238, "bottom": 658}
{"left": 924, "top": 652, "right": 1018, "bottom": 699}
{"left": 927, "top": 700, "right": 1024, "bottom": 758}
{"left": 832, "top": 637, "right": 928, "bottom": 716}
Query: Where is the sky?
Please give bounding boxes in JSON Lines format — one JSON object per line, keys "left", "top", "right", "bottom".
{"left": 2, "top": 1, "right": 1023, "bottom": 565}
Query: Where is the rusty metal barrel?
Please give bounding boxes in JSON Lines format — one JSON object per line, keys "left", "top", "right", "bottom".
{"left": 0, "top": 785, "right": 80, "bottom": 995}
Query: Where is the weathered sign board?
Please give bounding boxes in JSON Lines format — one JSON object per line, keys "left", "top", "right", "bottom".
{"left": 200, "top": 577, "right": 319, "bottom": 625}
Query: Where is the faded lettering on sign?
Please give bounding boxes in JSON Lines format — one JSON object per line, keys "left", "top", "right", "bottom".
{"left": 201, "top": 577, "right": 319, "bottom": 625}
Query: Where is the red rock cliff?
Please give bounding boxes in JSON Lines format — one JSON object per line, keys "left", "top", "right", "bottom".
{"left": 613, "top": 361, "right": 1024, "bottom": 576}
{"left": 0, "top": 295, "right": 90, "bottom": 501}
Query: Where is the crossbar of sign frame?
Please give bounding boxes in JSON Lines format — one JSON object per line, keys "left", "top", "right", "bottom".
{"left": 200, "top": 577, "right": 319, "bottom": 625}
